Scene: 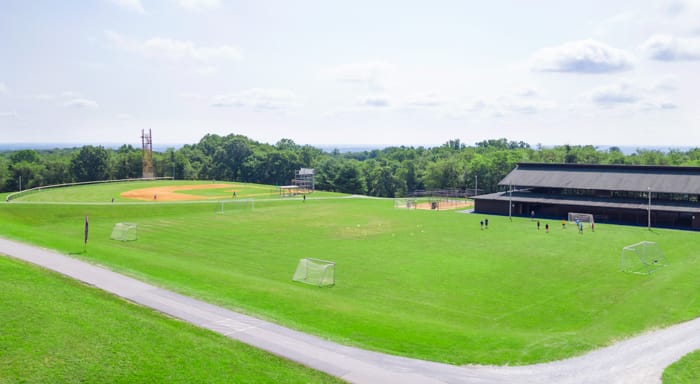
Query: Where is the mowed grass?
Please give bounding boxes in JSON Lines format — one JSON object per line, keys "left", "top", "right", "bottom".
{"left": 0, "top": 256, "right": 344, "bottom": 384}
{"left": 2, "top": 181, "right": 700, "bottom": 365}
{"left": 663, "top": 351, "right": 700, "bottom": 383}
{"left": 10, "top": 180, "right": 343, "bottom": 203}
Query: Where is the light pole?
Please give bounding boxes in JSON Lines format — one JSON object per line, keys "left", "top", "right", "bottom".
{"left": 19, "top": 175, "right": 22, "bottom": 192}
{"left": 508, "top": 181, "right": 512, "bottom": 221}
{"left": 475, "top": 175, "right": 478, "bottom": 197}
{"left": 647, "top": 187, "right": 651, "bottom": 230}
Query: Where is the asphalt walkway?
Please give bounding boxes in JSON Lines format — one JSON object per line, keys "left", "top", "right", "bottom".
{"left": 3, "top": 236, "right": 699, "bottom": 384}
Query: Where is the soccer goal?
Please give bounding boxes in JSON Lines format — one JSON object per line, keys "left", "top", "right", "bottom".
{"left": 216, "top": 198, "right": 255, "bottom": 214}
{"left": 568, "top": 212, "right": 594, "bottom": 225}
{"left": 621, "top": 241, "right": 667, "bottom": 274}
{"left": 110, "top": 222, "right": 138, "bottom": 241}
{"left": 292, "top": 258, "right": 335, "bottom": 287}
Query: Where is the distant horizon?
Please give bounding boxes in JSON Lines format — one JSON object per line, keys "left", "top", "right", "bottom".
{"left": 0, "top": 140, "right": 696, "bottom": 155}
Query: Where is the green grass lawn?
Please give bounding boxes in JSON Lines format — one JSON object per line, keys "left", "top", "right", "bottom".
{"left": 0, "top": 256, "right": 344, "bottom": 384}
{"left": 663, "top": 350, "right": 700, "bottom": 384}
{"left": 2, "top": 180, "right": 700, "bottom": 366}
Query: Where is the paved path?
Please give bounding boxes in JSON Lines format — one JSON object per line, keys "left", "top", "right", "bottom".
{"left": 2, "top": 236, "right": 699, "bottom": 384}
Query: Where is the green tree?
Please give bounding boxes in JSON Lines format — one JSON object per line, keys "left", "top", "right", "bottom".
{"left": 113, "top": 145, "right": 142, "bottom": 179}
{"left": 5, "top": 149, "right": 44, "bottom": 191}
{"left": 423, "top": 158, "right": 464, "bottom": 190}
{"left": 10, "top": 149, "right": 41, "bottom": 164}
{"left": 42, "top": 160, "right": 71, "bottom": 185}
{"left": 0, "top": 157, "right": 7, "bottom": 191}
{"left": 70, "top": 146, "right": 110, "bottom": 182}
{"left": 6, "top": 161, "right": 45, "bottom": 191}
{"left": 334, "top": 160, "right": 366, "bottom": 194}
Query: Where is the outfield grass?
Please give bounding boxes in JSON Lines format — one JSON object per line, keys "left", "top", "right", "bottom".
{"left": 663, "top": 351, "right": 700, "bottom": 384}
{"left": 0, "top": 256, "right": 344, "bottom": 384}
{"left": 2, "top": 181, "right": 700, "bottom": 366}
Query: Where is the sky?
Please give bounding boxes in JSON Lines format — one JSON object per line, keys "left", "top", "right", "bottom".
{"left": 1, "top": 0, "right": 699, "bottom": 149}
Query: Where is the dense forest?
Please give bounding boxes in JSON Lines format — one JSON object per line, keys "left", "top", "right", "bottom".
{"left": 2, "top": 134, "right": 700, "bottom": 197}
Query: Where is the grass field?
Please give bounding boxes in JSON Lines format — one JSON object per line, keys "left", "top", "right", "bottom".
{"left": 663, "top": 350, "right": 700, "bottom": 384}
{"left": 8, "top": 180, "right": 342, "bottom": 203}
{"left": 0, "top": 256, "right": 343, "bottom": 384}
{"left": 2, "top": 180, "right": 700, "bottom": 367}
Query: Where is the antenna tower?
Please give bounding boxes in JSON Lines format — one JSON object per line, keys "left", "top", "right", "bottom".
{"left": 141, "top": 129, "right": 154, "bottom": 178}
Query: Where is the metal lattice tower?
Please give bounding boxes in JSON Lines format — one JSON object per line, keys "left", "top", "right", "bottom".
{"left": 141, "top": 129, "right": 154, "bottom": 179}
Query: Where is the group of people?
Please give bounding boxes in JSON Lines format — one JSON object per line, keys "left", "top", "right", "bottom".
{"left": 480, "top": 218, "right": 489, "bottom": 229}
{"left": 530, "top": 211, "right": 595, "bottom": 234}
{"left": 536, "top": 220, "right": 550, "bottom": 233}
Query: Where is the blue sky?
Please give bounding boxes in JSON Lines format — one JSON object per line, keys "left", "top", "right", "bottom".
{"left": 1, "top": 0, "right": 699, "bottom": 148}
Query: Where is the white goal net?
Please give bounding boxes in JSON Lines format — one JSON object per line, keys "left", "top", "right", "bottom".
{"left": 292, "top": 258, "right": 335, "bottom": 287}
{"left": 568, "top": 212, "right": 594, "bottom": 225}
{"left": 110, "top": 222, "right": 138, "bottom": 241}
{"left": 621, "top": 241, "right": 667, "bottom": 274}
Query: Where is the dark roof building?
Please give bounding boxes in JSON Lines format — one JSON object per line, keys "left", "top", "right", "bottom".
{"left": 473, "top": 163, "right": 700, "bottom": 230}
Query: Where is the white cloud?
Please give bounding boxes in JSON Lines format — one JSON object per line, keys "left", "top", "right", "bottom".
{"left": 211, "top": 88, "right": 301, "bottom": 110}
{"left": 653, "top": 74, "right": 678, "bottom": 91}
{"left": 589, "top": 83, "right": 639, "bottom": 105}
{"left": 0, "top": 82, "right": 8, "bottom": 95}
{"left": 445, "top": 96, "right": 556, "bottom": 120}
{"left": 357, "top": 95, "right": 390, "bottom": 107}
{"left": 178, "top": 0, "right": 221, "bottom": 12}
{"left": 329, "top": 61, "right": 393, "bottom": 90}
{"left": 0, "top": 111, "right": 20, "bottom": 119}
{"left": 516, "top": 87, "right": 538, "bottom": 98}
{"left": 109, "top": 0, "right": 146, "bottom": 14}
{"left": 27, "top": 93, "right": 54, "bottom": 101}
{"left": 61, "top": 91, "right": 81, "bottom": 98}
{"left": 585, "top": 82, "right": 677, "bottom": 110}
{"left": 196, "top": 65, "right": 217, "bottom": 75}
{"left": 178, "top": 92, "right": 204, "bottom": 99}
{"left": 116, "top": 113, "right": 133, "bottom": 119}
{"left": 403, "top": 92, "right": 445, "bottom": 107}
{"left": 664, "top": 0, "right": 689, "bottom": 17}
{"left": 63, "top": 98, "right": 99, "bottom": 109}
{"left": 641, "top": 34, "right": 700, "bottom": 61}
{"left": 530, "top": 39, "right": 634, "bottom": 73}
{"left": 106, "top": 31, "right": 241, "bottom": 62}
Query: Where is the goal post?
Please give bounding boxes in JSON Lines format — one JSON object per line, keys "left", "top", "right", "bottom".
{"left": 110, "top": 222, "right": 138, "bottom": 241}
{"left": 216, "top": 198, "right": 255, "bottom": 214}
{"left": 568, "top": 212, "right": 594, "bottom": 226}
{"left": 292, "top": 258, "right": 335, "bottom": 287}
{"left": 621, "top": 241, "right": 667, "bottom": 274}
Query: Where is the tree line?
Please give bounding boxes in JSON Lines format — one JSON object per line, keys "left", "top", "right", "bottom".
{"left": 2, "top": 135, "right": 700, "bottom": 197}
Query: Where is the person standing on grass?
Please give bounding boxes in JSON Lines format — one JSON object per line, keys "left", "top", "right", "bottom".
{"left": 537, "top": 220, "right": 540, "bottom": 230}
{"left": 484, "top": 218, "right": 489, "bottom": 229}
{"left": 591, "top": 222, "right": 595, "bottom": 232}
{"left": 561, "top": 219, "right": 566, "bottom": 229}
{"left": 545, "top": 223, "right": 549, "bottom": 233}
{"left": 480, "top": 220, "right": 484, "bottom": 230}
{"left": 303, "top": 194, "right": 306, "bottom": 202}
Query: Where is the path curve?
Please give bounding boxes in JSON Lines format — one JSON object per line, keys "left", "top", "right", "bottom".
{"left": 2, "top": 236, "right": 698, "bottom": 384}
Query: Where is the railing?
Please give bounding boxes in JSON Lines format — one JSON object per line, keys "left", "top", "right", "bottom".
{"left": 5, "top": 177, "right": 174, "bottom": 202}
